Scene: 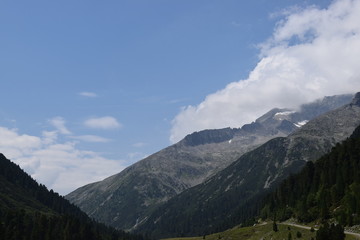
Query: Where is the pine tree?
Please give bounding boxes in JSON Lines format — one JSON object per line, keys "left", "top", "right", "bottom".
{"left": 316, "top": 223, "right": 345, "bottom": 240}
{"left": 272, "top": 221, "right": 278, "bottom": 232}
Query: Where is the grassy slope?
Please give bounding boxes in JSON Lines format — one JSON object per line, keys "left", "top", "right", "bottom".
{"left": 164, "top": 223, "right": 358, "bottom": 240}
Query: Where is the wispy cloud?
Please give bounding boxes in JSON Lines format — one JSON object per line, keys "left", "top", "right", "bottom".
{"left": 170, "top": 0, "right": 360, "bottom": 143}
{"left": 42, "top": 131, "right": 58, "bottom": 145}
{"left": 70, "top": 135, "right": 111, "bottom": 143}
{"left": 79, "top": 92, "right": 98, "bottom": 97}
{"left": 132, "top": 142, "right": 147, "bottom": 148}
{"left": 0, "top": 126, "right": 124, "bottom": 195}
{"left": 84, "top": 116, "right": 122, "bottom": 130}
{"left": 49, "top": 117, "right": 72, "bottom": 135}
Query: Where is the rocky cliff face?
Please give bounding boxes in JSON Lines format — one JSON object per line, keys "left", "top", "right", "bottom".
{"left": 66, "top": 93, "right": 353, "bottom": 231}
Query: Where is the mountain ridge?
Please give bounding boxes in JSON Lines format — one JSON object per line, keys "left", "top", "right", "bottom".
{"left": 134, "top": 93, "right": 360, "bottom": 238}
{"left": 66, "top": 93, "right": 354, "bottom": 231}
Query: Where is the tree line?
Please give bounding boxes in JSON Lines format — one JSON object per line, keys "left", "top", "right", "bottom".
{"left": 261, "top": 125, "right": 360, "bottom": 227}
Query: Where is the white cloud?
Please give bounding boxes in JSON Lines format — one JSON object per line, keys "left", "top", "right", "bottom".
{"left": 70, "top": 135, "right": 111, "bottom": 143}
{"left": 84, "top": 116, "right": 122, "bottom": 130}
{"left": 49, "top": 117, "right": 72, "bottom": 135}
{"left": 170, "top": 0, "right": 360, "bottom": 143}
{"left": 0, "top": 127, "right": 42, "bottom": 159}
{"left": 79, "top": 92, "right": 98, "bottom": 97}
{"left": 47, "top": 117, "right": 111, "bottom": 142}
{"left": 0, "top": 126, "right": 125, "bottom": 195}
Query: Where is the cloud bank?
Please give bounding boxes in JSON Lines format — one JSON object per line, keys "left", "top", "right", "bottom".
{"left": 70, "top": 135, "right": 111, "bottom": 143}
{"left": 170, "top": 0, "right": 360, "bottom": 143}
{"left": 0, "top": 126, "right": 125, "bottom": 195}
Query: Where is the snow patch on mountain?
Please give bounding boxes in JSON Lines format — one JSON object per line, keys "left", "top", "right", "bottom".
{"left": 295, "top": 120, "right": 309, "bottom": 128}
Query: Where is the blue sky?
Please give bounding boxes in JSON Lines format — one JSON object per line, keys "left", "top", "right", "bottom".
{"left": 1, "top": 0, "right": 359, "bottom": 195}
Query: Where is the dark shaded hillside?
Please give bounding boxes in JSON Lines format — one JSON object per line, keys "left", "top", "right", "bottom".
{"left": 135, "top": 93, "right": 360, "bottom": 239}
{"left": 0, "top": 154, "right": 145, "bottom": 240}
{"left": 0, "top": 153, "right": 87, "bottom": 218}
{"left": 261, "top": 124, "right": 360, "bottom": 226}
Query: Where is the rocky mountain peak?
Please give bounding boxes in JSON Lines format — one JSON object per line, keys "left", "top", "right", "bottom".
{"left": 181, "top": 128, "right": 238, "bottom": 147}
{"left": 351, "top": 92, "right": 360, "bottom": 106}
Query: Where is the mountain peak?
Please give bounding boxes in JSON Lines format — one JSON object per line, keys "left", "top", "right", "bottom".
{"left": 181, "top": 128, "right": 237, "bottom": 146}
{"left": 351, "top": 92, "right": 360, "bottom": 106}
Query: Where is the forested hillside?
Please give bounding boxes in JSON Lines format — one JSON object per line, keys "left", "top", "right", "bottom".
{"left": 261, "top": 124, "right": 360, "bottom": 226}
{"left": 0, "top": 153, "right": 145, "bottom": 240}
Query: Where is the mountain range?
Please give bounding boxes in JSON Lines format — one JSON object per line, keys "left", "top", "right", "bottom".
{"left": 66, "top": 93, "right": 354, "bottom": 233}
{"left": 134, "top": 92, "right": 360, "bottom": 238}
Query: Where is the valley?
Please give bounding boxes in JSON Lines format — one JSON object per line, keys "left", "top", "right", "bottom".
{"left": 1, "top": 1, "right": 360, "bottom": 239}
{"left": 1, "top": 93, "right": 359, "bottom": 240}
